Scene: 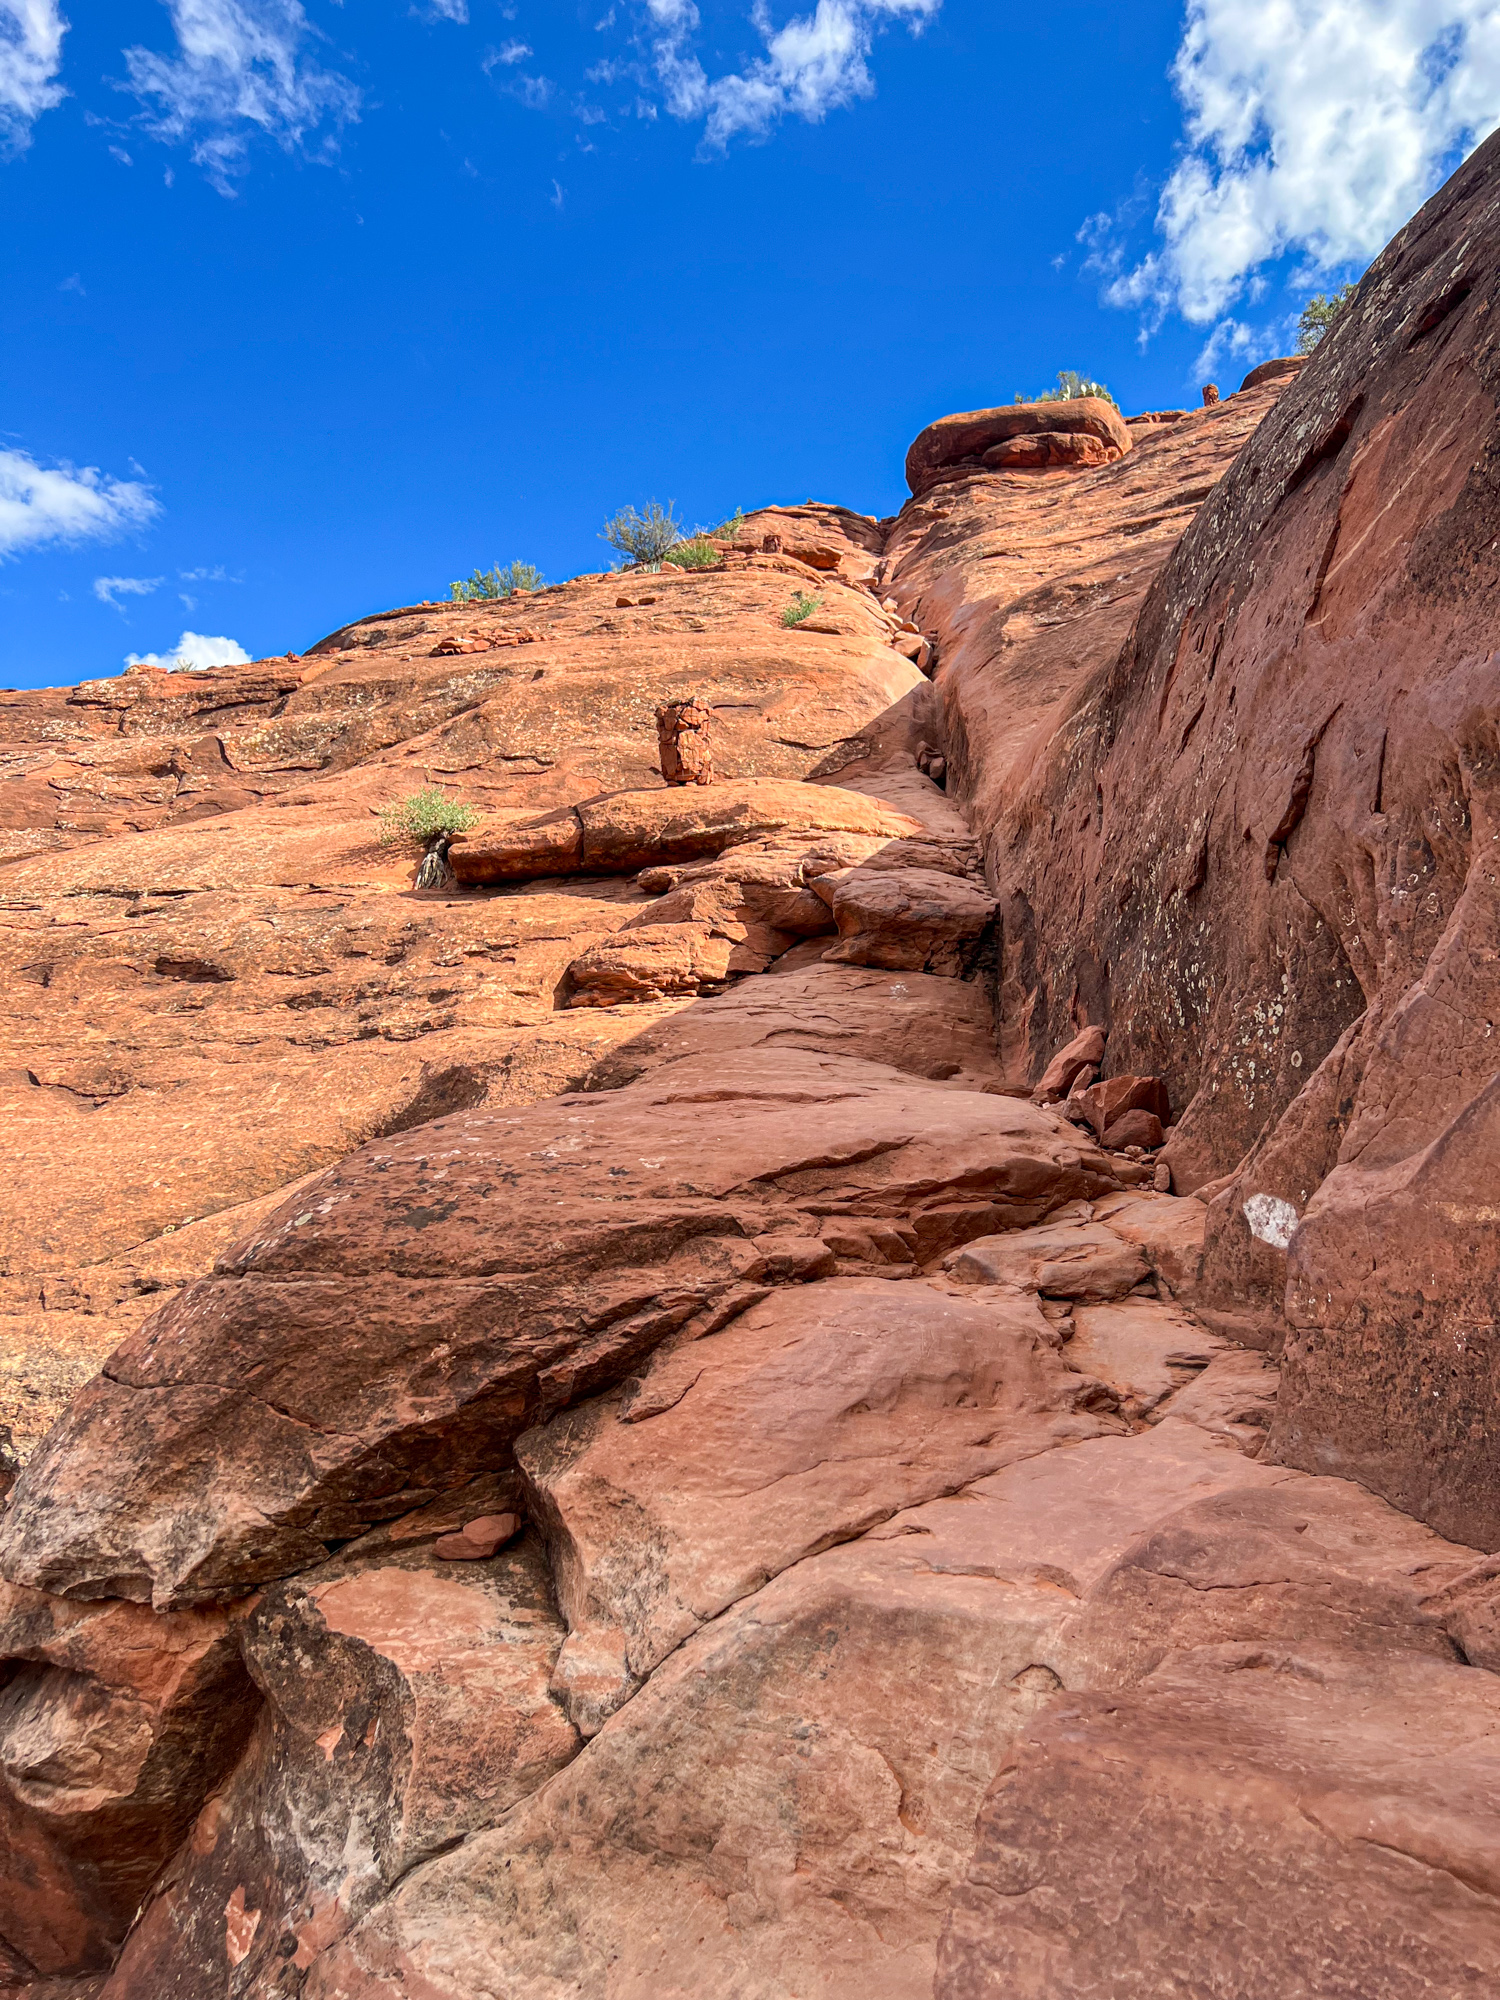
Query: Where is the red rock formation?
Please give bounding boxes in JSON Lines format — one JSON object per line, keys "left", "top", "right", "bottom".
{"left": 890, "top": 127, "right": 1500, "bottom": 1551}
{"left": 906, "top": 397, "right": 1133, "bottom": 495}
{"left": 654, "top": 696, "right": 713, "bottom": 785}
{"left": 0, "top": 131, "right": 1497, "bottom": 2000}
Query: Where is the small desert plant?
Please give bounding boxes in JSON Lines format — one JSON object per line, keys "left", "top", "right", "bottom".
{"left": 601, "top": 500, "right": 683, "bottom": 571}
{"left": 781, "top": 592, "right": 822, "bottom": 627}
{"left": 450, "top": 561, "right": 543, "bottom": 601}
{"left": 704, "top": 507, "right": 745, "bottom": 541}
{"left": 1013, "top": 370, "right": 1119, "bottom": 408}
{"left": 664, "top": 536, "right": 721, "bottom": 569}
{"left": 1296, "top": 283, "right": 1358, "bottom": 354}
{"left": 378, "top": 787, "right": 479, "bottom": 847}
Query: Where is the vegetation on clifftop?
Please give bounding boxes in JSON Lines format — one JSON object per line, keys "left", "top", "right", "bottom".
{"left": 1014, "top": 369, "right": 1118, "bottom": 408}
{"left": 451, "top": 561, "right": 543, "bottom": 601}
{"left": 1297, "top": 283, "right": 1358, "bottom": 353}
{"left": 602, "top": 500, "right": 683, "bottom": 570}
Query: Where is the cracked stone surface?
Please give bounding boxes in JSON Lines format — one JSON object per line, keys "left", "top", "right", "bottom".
{"left": 1, "top": 140, "right": 1499, "bottom": 2000}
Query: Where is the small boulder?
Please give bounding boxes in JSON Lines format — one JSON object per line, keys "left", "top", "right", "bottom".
{"left": 1239, "top": 355, "right": 1305, "bottom": 393}
{"left": 819, "top": 865, "right": 996, "bottom": 977}
{"left": 1074, "top": 1074, "right": 1172, "bottom": 1140}
{"left": 433, "top": 1512, "right": 522, "bottom": 1561}
{"left": 945, "top": 1221, "right": 1148, "bottom": 1301}
{"left": 1103, "top": 1109, "right": 1165, "bottom": 1150}
{"left": 565, "top": 924, "right": 745, "bottom": 1007}
{"left": 1034, "top": 1025, "right": 1107, "bottom": 1103}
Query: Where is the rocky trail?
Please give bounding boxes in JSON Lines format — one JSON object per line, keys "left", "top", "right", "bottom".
{"left": 1, "top": 136, "right": 1499, "bottom": 2000}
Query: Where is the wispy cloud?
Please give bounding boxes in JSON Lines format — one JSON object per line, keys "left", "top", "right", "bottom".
{"left": 126, "top": 628, "right": 252, "bottom": 670}
{"left": 94, "top": 573, "right": 164, "bottom": 606}
{"left": 121, "top": 0, "right": 360, "bottom": 195}
{"left": 643, "top": 0, "right": 940, "bottom": 150}
{"left": 0, "top": 449, "right": 160, "bottom": 559}
{"left": 1098, "top": 0, "right": 1500, "bottom": 332}
{"left": 179, "top": 563, "right": 233, "bottom": 581}
{"left": 485, "top": 37, "right": 531, "bottom": 66}
{"left": 0, "top": 0, "right": 67, "bottom": 154}
{"left": 59, "top": 270, "right": 84, "bottom": 293}
{"left": 417, "top": 0, "right": 468, "bottom": 19}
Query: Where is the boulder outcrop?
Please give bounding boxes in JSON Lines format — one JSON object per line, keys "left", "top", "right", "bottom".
{"left": 905, "top": 398, "right": 1133, "bottom": 496}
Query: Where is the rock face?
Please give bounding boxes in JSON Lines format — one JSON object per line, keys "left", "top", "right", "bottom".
{"left": 0, "top": 135, "right": 1498, "bottom": 2000}
{"left": 888, "top": 126, "right": 1500, "bottom": 1553}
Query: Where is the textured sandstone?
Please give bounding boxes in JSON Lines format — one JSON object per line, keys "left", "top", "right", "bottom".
{"left": 1, "top": 137, "right": 1498, "bottom": 2000}
{"left": 0, "top": 1588, "right": 254, "bottom": 1978}
{"left": 906, "top": 398, "right": 1133, "bottom": 497}
{"left": 98, "top": 1534, "right": 575, "bottom": 1996}
{"left": 307, "top": 1424, "right": 1486, "bottom": 2000}
{"left": 0, "top": 1051, "right": 1117, "bottom": 1609}
{"left": 0, "top": 560, "right": 925, "bottom": 1449}
{"left": 520, "top": 1277, "right": 1116, "bottom": 1729}
{"left": 449, "top": 778, "right": 921, "bottom": 886}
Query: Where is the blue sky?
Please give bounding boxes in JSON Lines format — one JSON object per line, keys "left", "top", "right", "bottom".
{"left": 4, "top": 0, "right": 1499, "bottom": 689}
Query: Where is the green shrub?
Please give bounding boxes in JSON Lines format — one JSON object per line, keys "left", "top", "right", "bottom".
{"left": 378, "top": 787, "right": 479, "bottom": 847}
{"left": 1296, "top": 283, "right": 1358, "bottom": 354}
{"left": 450, "top": 561, "right": 544, "bottom": 602}
{"left": 664, "top": 537, "right": 721, "bottom": 569}
{"left": 1012, "top": 370, "right": 1118, "bottom": 409}
{"left": 601, "top": 500, "right": 683, "bottom": 571}
{"left": 704, "top": 507, "right": 745, "bottom": 541}
{"left": 781, "top": 592, "right": 822, "bottom": 628}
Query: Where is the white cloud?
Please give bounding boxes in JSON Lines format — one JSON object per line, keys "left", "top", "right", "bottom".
{"left": 0, "top": 0, "right": 67, "bottom": 153}
{"left": 419, "top": 0, "right": 467, "bottom": 19}
{"left": 0, "top": 449, "right": 160, "bottom": 558}
{"left": 490, "top": 37, "right": 531, "bottom": 64}
{"left": 1106, "top": 0, "right": 1500, "bottom": 328}
{"left": 94, "top": 573, "right": 164, "bottom": 605}
{"left": 645, "top": 0, "right": 940, "bottom": 148}
{"left": 126, "top": 628, "right": 252, "bottom": 670}
{"left": 122, "top": 0, "right": 360, "bottom": 194}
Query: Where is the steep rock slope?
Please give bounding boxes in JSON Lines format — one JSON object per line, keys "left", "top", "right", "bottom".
{"left": 0, "top": 549, "right": 923, "bottom": 1453}
{"left": 887, "top": 131, "right": 1500, "bottom": 1553}
{"left": 0, "top": 144, "right": 1498, "bottom": 2000}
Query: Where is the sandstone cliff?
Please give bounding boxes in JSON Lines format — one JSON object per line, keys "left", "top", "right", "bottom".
{"left": 0, "top": 136, "right": 1497, "bottom": 2000}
